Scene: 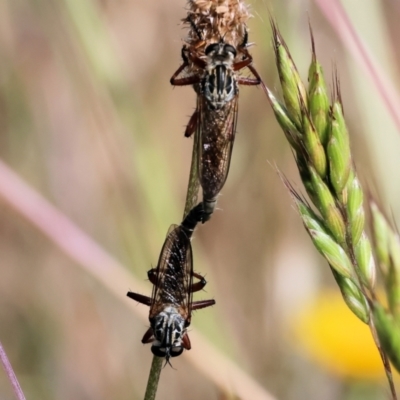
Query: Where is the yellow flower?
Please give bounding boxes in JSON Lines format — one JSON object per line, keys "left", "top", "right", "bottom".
{"left": 294, "top": 290, "right": 384, "bottom": 379}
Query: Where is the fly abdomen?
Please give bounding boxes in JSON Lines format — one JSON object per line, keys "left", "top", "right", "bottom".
{"left": 181, "top": 202, "right": 204, "bottom": 236}
{"left": 202, "top": 198, "right": 217, "bottom": 222}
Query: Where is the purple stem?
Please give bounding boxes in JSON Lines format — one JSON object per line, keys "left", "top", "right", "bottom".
{"left": 0, "top": 341, "right": 26, "bottom": 400}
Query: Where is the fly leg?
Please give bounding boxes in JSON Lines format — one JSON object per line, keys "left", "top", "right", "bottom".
{"left": 170, "top": 47, "right": 203, "bottom": 86}
{"left": 182, "top": 333, "right": 191, "bottom": 350}
{"left": 141, "top": 327, "right": 155, "bottom": 344}
{"left": 184, "top": 110, "right": 198, "bottom": 138}
{"left": 126, "top": 291, "right": 151, "bottom": 306}
{"left": 191, "top": 299, "right": 216, "bottom": 310}
{"left": 147, "top": 268, "right": 161, "bottom": 287}
{"left": 190, "top": 271, "right": 208, "bottom": 293}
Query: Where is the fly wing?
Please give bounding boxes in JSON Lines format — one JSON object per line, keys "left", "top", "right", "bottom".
{"left": 149, "top": 224, "right": 193, "bottom": 321}
{"left": 183, "top": 95, "right": 202, "bottom": 218}
{"left": 198, "top": 96, "right": 238, "bottom": 200}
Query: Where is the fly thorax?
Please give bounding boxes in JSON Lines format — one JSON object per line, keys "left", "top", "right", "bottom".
{"left": 202, "top": 41, "right": 238, "bottom": 109}
{"left": 150, "top": 306, "right": 186, "bottom": 359}
{"left": 202, "top": 67, "right": 237, "bottom": 109}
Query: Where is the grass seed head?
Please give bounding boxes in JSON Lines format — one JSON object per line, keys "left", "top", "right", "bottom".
{"left": 267, "top": 90, "right": 302, "bottom": 151}
{"left": 371, "top": 202, "right": 390, "bottom": 272}
{"left": 308, "top": 43, "right": 330, "bottom": 146}
{"left": 308, "top": 167, "right": 346, "bottom": 245}
{"left": 308, "top": 228, "right": 354, "bottom": 280}
{"left": 373, "top": 304, "right": 400, "bottom": 372}
{"left": 354, "top": 232, "right": 376, "bottom": 289}
{"left": 270, "top": 20, "right": 307, "bottom": 131}
{"left": 301, "top": 104, "right": 327, "bottom": 178}
{"left": 347, "top": 179, "right": 365, "bottom": 247}
{"left": 331, "top": 269, "right": 370, "bottom": 323}
{"left": 370, "top": 202, "right": 400, "bottom": 317}
{"left": 327, "top": 100, "right": 352, "bottom": 196}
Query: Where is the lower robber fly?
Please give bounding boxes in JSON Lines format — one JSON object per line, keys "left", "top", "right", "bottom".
{"left": 171, "top": 30, "right": 264, "bottom": 221}
{"left": 127, "top": 202, "right": 215, "bottom": 364}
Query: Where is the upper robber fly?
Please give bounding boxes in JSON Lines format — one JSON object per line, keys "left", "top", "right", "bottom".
{"left": 127, "top": 203, "right": 215, "bottom": 364}
{"left": 171, "top": 30, "right": 264, "bottom": 221}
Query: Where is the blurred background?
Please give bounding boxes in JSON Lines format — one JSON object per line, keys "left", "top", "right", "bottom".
{"left": 0, "top": 0, "right": 400, "bottom": 399}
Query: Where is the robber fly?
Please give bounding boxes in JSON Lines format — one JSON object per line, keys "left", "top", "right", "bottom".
{"left": 171, "top": 29, "right": 264, "bottom": 221}
{"left": 127, "top": 203, "right": 215, "bottom": 364}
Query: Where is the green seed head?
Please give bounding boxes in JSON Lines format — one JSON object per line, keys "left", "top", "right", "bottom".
{"left": 371, "top": 202, "right": 390, "bottom": 270}
{"left": 308, "top": 45, "right": 330, "bottom": 145}
{"left": 327, "top": 101, "right": 351, "bottom": 195}
{"left": 308, "top": 228, "right": 354, "bottom": 279}
{"left": 301, "top": 106, "right": 327, "bottom": 178}
{"left": 308, "top": 167, "right": 346, "bottom": 244}
{"left": 331, "top": 268, "right": 370, "bottom": 323}
{"left": 271, "top": 20, "right": 307, "bottom": 130}
{"left": 267, "top": 89, "right": 302, "bottom": 151}
{"left": 355, "top": 232, "right": 376, "bottom": 289}
{"left": 373, "top": 304, "right": 400, "bottom": 372}
{"left": 345, "top": 175, "right": 365, "bottom": 246}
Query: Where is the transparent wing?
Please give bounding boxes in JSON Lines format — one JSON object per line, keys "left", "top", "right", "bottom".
{"left": 198, "top": 95, "right": 239, "bottom": 199}
{"left": 149, "top": 224, "right": 193, "bottom": 320}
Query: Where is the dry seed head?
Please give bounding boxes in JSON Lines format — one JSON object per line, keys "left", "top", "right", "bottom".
{"left": 331, "top": 268, "right": 370, "bottom": 323}
{"left": 185, "top": 0, "right": 250, "bottom": 47}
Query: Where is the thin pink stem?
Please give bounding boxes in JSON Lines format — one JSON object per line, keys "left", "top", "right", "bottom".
{"left": 0, "top": 341, "right": 26, "bottom": 400}
{"left": 314, "top": 0, "right": 400, "bottom": 133}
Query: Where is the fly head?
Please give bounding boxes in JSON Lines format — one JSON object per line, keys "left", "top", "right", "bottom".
{"left": 150, "top": 306, "right": 187, "bottom": 362}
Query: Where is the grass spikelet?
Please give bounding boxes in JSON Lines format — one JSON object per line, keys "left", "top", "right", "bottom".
{"left": 308, "top": 32, "right": 330, "bottom": 146}
{"left": 268, "top": 20, "right": 398, "bottom": 394}
{"left": 331, "top": 269, "right": 370, "bottom": 323}
{"left": 327, "top": 92, "right": 352, "bottom": 196}
{"left": 370, "top": 202, "right": 400, "bottom": 318}
{"left": 268, "top": 21, "right": 377, "bottom": 300}
{"left": 373, "top": 304, "right": 400, "bottom": 371}
{"left": 301, "top": 103, "right": 327, "bottom": 178}
{"left": 270, "top": 19, "right": 307, "bottom": 131}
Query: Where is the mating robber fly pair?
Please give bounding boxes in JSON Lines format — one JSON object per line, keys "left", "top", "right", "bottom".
{"left": 127, "top": 203, "right": 215, "bottom": 364}
{"left": 171, "top": 25, "right": 265, "bottom": 221}
{"left": 127, "top": 27, "right": 264, "bottom": 364}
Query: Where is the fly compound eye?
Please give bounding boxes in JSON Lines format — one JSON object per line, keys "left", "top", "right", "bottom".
{"left": 205, "top": 43, "right": 219, "bottom": 55}
{"left": 170, "top": 346, "right": 184, "bottom": 357}
{"left": 224, "top": 44, "right": 237, "bottom": 57}
{"left": 151, "top": 345, "right": 166, "bottom": 358}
